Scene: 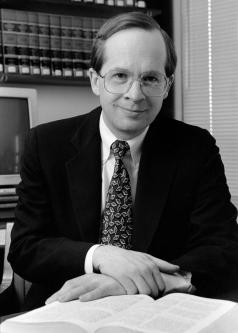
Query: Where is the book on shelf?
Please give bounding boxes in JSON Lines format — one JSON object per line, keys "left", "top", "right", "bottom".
{"left": 0, "top": 7, "right": 106, "bottom": 81}
{"left": 28, "top": 11, "right": 41, "bottom": 75}
{"left": 50, "top": 14, "right": 62, "bottom": 77}
{"left": 0, "top": 23, "right": 3, "bottom": 74}
{"left": 0, "top": 202, "right": 17, "bottom": 209}
{"left": 38, "top": 12, "right": 51, "bottom": 76}
{"left": 1, "top": 293, "right": 238, "bottom": 333}
{"left": 0, "top": 195, "right": 18, "bottom": 202}
{"left": 1, "top": 9, "right": 19, "bottom": 74}
{"left": 72, "top": 15, "right": 84, "bottom": 78}
{"left": 60, "top": 15, "right": 73, "bottom": 77}
{"left": 16, "top": 10, "right": 30, "bottom": 75}
{"left": 0, "top": 188, "right": 16, "bottom": 196}
{"left": 82, "top": 16, "right": 93, "bottom": 76}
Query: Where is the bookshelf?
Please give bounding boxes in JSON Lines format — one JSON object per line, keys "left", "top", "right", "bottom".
{"left": 0, "top": 0, "right": 162, "bottom": 85}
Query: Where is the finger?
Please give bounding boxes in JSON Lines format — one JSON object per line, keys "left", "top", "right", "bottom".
{"left": 46, "top": 291, "right": 62, "bottom": 304}
{"left": 127, "top": 255, "right": 164, "bottom": 298}
{"left": 117, "top": 276, "right": 138, "bottom": 295}
{"left": 79, "top": 287, "right": 108, "bottom": 302}
{"left": 46, "top": 278, "right": 95, "bottom": 304}
{"left": 131, "top": 274, "right": 152, "bottom": 296}
{"left": 150, "top": 257, "right": 180, "bottom": 273}
{"left": 45, "top": 281, "right": 75, "bottom": 304}
{"left": 151, "top": 267, "right": 165, "bottom": 297}
{"left": 59, "top": 280, "right": 99, "bottom": 302}
{"left": 143, "top": 258, "right": 166, "bottom": 297}
{"left": 80, "top": 284, "right": 125, "bottom": 302}
{"left": 132, "top": 267, "right": 165, "bottom": 298}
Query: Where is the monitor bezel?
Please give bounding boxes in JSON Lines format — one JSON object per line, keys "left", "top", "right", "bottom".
{"left": 0, "top": 87, "right": 38, "bottom": 186}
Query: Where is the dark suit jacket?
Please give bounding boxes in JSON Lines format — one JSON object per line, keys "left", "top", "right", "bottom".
{"left": 8, "top": 107, "right": 238, "bottom": 308}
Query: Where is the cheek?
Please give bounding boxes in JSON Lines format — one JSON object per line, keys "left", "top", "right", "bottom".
{"left": 100, "top": 95, "right": 118, "bottom": 112}
{"left": 148, "top": 98, "right": 164, "bottom": 118}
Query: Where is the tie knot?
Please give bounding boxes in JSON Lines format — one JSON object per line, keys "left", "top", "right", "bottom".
{"left": 111, "top": 140, "right": 129, "bottom": 159}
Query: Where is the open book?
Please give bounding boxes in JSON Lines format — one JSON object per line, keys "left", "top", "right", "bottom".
{"left": 1, "top": 293, "right": 238, "bottom": 333}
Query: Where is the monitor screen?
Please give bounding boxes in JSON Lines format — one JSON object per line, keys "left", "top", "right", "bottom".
{"left": 0, "top": 87, "right": 37, "bottom": 186}
{"left": 0, "top": 97, "right": 30, "bottom": 175}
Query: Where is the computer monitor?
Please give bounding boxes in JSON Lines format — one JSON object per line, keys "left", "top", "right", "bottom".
{"left": 0, "top": 87, "right": 38, "bottom": 186}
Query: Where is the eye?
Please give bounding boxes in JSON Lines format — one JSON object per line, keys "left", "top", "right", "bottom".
{"left": 110, "top": 72, "right": 128, "bottom": 82}
{"left": 141, "top": 74, "right": 165, "bottom": 86}
{"left": 142, "top": 75, "right": 161, "bottom": 85}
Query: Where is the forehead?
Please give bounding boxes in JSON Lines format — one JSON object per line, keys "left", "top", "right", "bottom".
{"left": 102, "top": 28, "right": 167, "bottom": 74}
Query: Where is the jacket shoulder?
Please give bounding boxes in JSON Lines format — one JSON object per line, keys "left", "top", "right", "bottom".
{"left": 31, "top": 107, "right": 101, "bottom": 142}
{"left": 160, "top": 116, "right": 215, "bottom": 145}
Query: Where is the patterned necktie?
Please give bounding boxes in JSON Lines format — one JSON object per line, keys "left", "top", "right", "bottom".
{"left": 100, "top": 140, "right": 133, "bottom": 249}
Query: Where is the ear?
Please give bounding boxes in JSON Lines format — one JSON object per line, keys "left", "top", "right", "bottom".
{"left": 163, "top": 74, "right": 174, "bottom": 100}
{"left": 88, "top": 68, "right": 100, "bottom": 96}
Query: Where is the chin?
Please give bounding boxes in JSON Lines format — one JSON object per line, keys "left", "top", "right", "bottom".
{"left": 116, "top": 124, "right": 145, "bottom": 139}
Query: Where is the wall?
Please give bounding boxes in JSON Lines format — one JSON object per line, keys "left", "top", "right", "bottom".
{"left": 0, "top": 83, "right": 99, "bottom": 125}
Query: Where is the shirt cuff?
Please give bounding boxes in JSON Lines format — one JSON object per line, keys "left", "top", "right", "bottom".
{"left": 84, "top": 244, "right": 102, "bottom": 274}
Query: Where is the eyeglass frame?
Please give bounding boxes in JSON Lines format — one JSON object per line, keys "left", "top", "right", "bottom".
{"left": 97, "top": 69, "right": 174, "bottom": 97}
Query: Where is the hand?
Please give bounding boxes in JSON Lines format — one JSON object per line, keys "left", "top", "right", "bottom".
{"left": 161, "top": 272, "right": 194, "bottom": 295}
{"left": 45, "top": 273, "right": 126, "bottom": 304}
{"left": 93, "top": 245, "right": 180, "bottom": 299}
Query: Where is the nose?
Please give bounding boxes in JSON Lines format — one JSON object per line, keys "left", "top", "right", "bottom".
{"left": 124, "top": 79, "right": 145, "bottom": 101}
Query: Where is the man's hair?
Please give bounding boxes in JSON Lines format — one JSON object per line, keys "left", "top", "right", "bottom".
{"left": 90, "top": 11, "right": 177, "bottom": 78}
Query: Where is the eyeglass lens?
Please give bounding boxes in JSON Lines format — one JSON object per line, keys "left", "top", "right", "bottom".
{"left": 103, "top": 70, "right": 167, "bottom": 97}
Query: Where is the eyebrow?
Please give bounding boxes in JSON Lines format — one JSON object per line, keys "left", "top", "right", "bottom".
{"left": 108, "top": 67, "right": 129, "bottom": 72}
{"left": 108, "top": 68, "right": 164, "bottom": 76}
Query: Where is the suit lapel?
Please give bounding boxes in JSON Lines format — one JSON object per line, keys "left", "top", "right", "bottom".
{"left": 133, "top": 116, "right": 179, "bottom": 251}
{"left": 66, "top": 108, "right": 102, "bottom": 243}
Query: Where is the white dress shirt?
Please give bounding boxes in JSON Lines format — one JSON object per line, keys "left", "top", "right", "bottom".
{"left": 84, "top": 113, "right": 148, "bottom": 273}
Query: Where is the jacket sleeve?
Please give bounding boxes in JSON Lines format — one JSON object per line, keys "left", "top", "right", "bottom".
{"left": 8, "top": 128, "right": 94, "bottom": 288}
{"left": 173, "top": 130, "right": 238, "bottom": 297}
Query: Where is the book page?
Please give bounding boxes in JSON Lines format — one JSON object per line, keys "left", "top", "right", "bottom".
{"left": 96, "top": 293, "right": 236, "bottom": 333}
{"left": 0, "top": 294, "right": 153, "bottom": 333}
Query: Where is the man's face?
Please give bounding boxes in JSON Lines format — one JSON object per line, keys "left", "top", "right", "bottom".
{"left": 89, "top": 28, "right": 171, "bottom": 140}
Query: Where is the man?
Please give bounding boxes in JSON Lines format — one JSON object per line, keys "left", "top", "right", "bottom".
{"left": 8, "top": 11, "right": 238, "bottom": 309}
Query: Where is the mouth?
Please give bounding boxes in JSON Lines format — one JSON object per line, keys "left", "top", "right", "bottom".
{"left": 116, "top": 105, "right": 146, "bottom": 113}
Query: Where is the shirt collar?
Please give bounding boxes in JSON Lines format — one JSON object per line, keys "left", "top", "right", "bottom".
{"left": 99, "top": 112, "right": 149, "bottom": 167}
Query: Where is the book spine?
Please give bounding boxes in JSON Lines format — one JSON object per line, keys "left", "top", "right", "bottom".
{"left": 38, "top": 12, "right": 51, "bottom": 76}
{"left": 0, "top": 188, "right": 16, "bottom": 196}
{"left": 28, "top": 11, "right": 41, "bottom": 75}
{"left": 0, "top": 10, "right": 4, "bottom": 75}
{"left": 1, "top": 9, "right": 18, "bottom": 74}
{"left": 0, "top": 195, "right": 18, "bottom": 203}
{"left": 0, "top": 202, "right": 17, "bottom": 209}
{"left": 16, "top": 10, "right": 30, "bottom": 75}
{"left": 50, "top": 14, "right": 62, "bottom": 77}
{"left": 82, "top": 16, "right": 93, "bottom": 77}
{"left": 72, "top": 16, "right": 84, "bottom": 78}
{"left": 124, "top": 0, "right": 134, "bottom": 6}
{"left": 115, "top": 0, "right": 125, "bottom": 6}
{"left": 106, "top": 0, "right": 115, "bottom": 5}
{"left": 60, "top": 15, "right": 73, "bottom": 77}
